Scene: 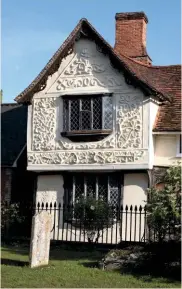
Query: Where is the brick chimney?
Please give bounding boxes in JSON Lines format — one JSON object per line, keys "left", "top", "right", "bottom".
{"left": 114, "top": 12, "right": 152, "bottom": 65}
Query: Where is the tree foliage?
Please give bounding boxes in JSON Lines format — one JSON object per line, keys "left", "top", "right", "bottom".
{"left": 1, "top": 202, "right": 25, "bottom": 235}
{"left": 147, "top": 163, "right": 181, "bottom": 242}
{"left": 66, "top": 197, "right": 114, "bottom": 243}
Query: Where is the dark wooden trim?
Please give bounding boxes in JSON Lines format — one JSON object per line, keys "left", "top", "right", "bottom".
{"left": 61, "top": 129, "right": 112, "bottom": 137}
{"left": 61, "top": 93, "right": 112, "bottom": 100}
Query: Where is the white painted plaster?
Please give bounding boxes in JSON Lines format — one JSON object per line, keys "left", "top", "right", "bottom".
{"left": 148, "top": 99, "right": 159, "bottom": 169}
{"left": 123, "top": 173, "right": 148, "bottom": 207}
{"left": 154, "top": 135, "right": 182, "bottom": 166}
{"left": 36, "top": 175, "right": 64, "bottom": 204}
{"left": 27, "top": 39, "right": 153, "bottom": 170}
{"left": 121, "top": 173, "right": 148, "bottom": 242}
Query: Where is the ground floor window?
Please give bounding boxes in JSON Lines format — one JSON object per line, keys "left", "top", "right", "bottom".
{"left": 64, "top": 173, "right": 123, "bottom": 207}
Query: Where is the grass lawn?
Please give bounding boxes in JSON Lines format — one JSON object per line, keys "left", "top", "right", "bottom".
{"left": 1, "top": 244, "right": 181, "bottom": 288}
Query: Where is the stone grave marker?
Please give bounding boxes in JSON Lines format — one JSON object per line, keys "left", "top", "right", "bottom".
{"left": 29, "top": 211, "right": 52, "bottom": 268}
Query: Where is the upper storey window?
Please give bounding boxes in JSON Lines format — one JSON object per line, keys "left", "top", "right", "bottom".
{"left": 61, "top": 94, "right": 113, "bottom": 141}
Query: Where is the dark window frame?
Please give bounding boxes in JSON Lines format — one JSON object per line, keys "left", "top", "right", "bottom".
{"left": 61, "top": 94, "right": 113, "bottom": 140}
{"left": 63, "top": 172, "right": 123, "bottom": 221}
{"left": 179, "top": 135, "right": 182, "bottom": 154}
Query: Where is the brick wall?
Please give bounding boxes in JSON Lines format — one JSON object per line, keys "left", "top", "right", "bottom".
{"left": 114, "top": 12, "right": 151, "bottom": 65}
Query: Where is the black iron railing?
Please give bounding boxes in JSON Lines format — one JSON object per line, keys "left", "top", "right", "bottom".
{"left": 2, "top": 201, "right": 180, "bottom": 244}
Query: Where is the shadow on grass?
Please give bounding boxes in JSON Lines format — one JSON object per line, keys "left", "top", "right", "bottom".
{"left": 1, "top": 258, "right": 29, "bottom": 267}
{"left": 80, "top": 242, "right": 181, "bottom": 283}
{"left": 1, "top": 245, "right": 105, "bottom": 262}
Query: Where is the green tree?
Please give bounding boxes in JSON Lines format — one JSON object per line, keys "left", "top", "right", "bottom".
{"left": 147, "top": 163, "right": 181, "bottom": 242}
{"left": 66, "top": 197, "right": 114, "bottom": 243}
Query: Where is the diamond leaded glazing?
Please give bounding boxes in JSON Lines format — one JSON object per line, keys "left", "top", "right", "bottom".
{"left": 65, "top": 173, "right": 121, "bottom": 207}
{"left": 63, "top": 95, "right": 112, "bottom": 132}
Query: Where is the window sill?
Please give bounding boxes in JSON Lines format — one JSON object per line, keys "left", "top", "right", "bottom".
{"left": 61, "top": 130, "right": 112, "bottom": 142}
{"left": 176, "top": 154, "right": 182, "bottom": 158}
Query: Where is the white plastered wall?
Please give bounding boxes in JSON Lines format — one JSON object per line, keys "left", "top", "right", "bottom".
{"left": 36, "top": 175, "right": 64, "bottom": 204}
{"left": 123, "top": 173, "right": 148, "bottom": 207}
{"left": 27, "top": 38, "right": 151, "bottom": 170}
{"left": 154, "top": 135, "right": 181, "bottom": 166}
{"left": 149, "top": 100, "right": 159, "bottom": 168}
{"left": 121, "top": 173, "right": 148, "bottom": 242}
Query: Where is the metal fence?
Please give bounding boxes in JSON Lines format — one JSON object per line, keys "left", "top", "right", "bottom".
{"left": 2, "top": 201, "right": 180, "bottom": 244}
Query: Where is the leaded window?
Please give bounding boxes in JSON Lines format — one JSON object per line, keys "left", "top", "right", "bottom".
{"left": 64, "top": 173, "right": 122, "bottom": 219}
{"left": 62, "top": 95, "right": 113, "bottom": 136}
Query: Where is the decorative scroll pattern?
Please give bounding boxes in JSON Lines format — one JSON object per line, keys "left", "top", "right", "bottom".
{"left": 54, "top": 46, "right": 123, "bottom": 91}
{"left": 32, "top": 97, "right": 116, "bottom": 151}
{"left": 55, "top": 135, "right": 116, "bottom": 150}
{"left": 32, "top": 93, "right": 144, "bottom": 154}
{"left": 32, "top": 98, "right": 56, "bottom": 151}
{"left": 63, "top": 53, "right": 105, "bottom": 75}
{"left": 28, "top": 150, "right": 146, "bottom": 165}
{"left": 56, "top": 76, "right": 122, "bottom": 90}
{"left": 117, "top": 95, "right": 143, "bottom": 149}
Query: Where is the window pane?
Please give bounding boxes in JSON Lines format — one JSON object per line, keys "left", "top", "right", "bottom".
{"left": 63, "top": 99, "right": 69, "bottom": 131}
{"left": 75, "top": 175, "right": 84, "bottom": 201}
{"left": 86, "top": 175, "right": 96, "bottom": 198}
{"left": 81, "top": 98, "right": 91, "bottom": 111}
{"left": 63, "top": 175, "right": 73, "bottom": 205}
{"left": 109, "top": 175, "right": 120, "bottom": 207}
{"left": 93, "top": 97, "right": 102, "bottom": 129}
{"left": 70, "top": 99, "right": 79, "bottom": 130}
{"left": 81, "top": 111, "right": 91, "bottom": 130}
{"left": 103, "top": 96, "right": 113, "bottom": 129}
{"left": 98, "top": 175, "right": 108, "bottom": 202}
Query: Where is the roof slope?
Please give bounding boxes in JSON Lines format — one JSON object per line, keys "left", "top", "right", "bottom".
{"left": 14, "top": 18, "right": 170, "bottom": 103}
{"left": 117, "top": 56, "right": 181, "bottom": 131}
{"left": 1, "top": 104, "right": 27, "bottom": 166}
{"left": 14, "top": 18, "right": 181, "bottom": 132}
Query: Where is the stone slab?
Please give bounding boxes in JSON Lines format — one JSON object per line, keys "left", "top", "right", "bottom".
{"left": 29, "top": 211, "right": 52, "bottom": 268}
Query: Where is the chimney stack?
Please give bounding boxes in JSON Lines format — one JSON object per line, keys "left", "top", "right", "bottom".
{"left": 114, "top": 12, "right": 152, "bottom": 65}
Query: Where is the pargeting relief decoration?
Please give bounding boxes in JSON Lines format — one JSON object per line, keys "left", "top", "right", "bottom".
{"left": 55, "top": 135, "right": 116, "bottom": 150}
{"left": 32, "top": 98, "right": 57, "bottom": 151}
{"left": 33, "top": 97, "right": 116, "bottom": 151}
{"left": 31, "top": 40, "right": 145, "bottom": 164}
{"left": 32, "top": 93, "right": 143, "bottom": 152}
{"left": 54, "top": 46, "right": 123, "bottom": 91}
{"left": 28, "top": 150, "right": 146, "bottom": 165}
{"left": 117, "top": 95, "right": 143, "bottom": 149}
{"left": 56, "top": 77, "right": 122, "bottom": 91}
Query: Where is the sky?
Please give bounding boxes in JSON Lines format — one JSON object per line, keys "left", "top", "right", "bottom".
{"left": 1, "top": 0, "right": 181, "bottom": 103}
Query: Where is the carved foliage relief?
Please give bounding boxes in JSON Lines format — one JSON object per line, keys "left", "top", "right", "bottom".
{"left": 32, "top": 98, "right": 56, "bottom": 151}
{"left": 117, "top": 95, "right": 143, "bottom": 149}
{"left": 48, "top": 42, "right": 124, "bottom": 92}
{"left": 30, "top": 40, "right": 145, "bottom": 165}
{"left": 31, "top": 93, "right": 145, "bottom": 165}
{"left": 28, "top": 150, "right": 146, "bottom": 165}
